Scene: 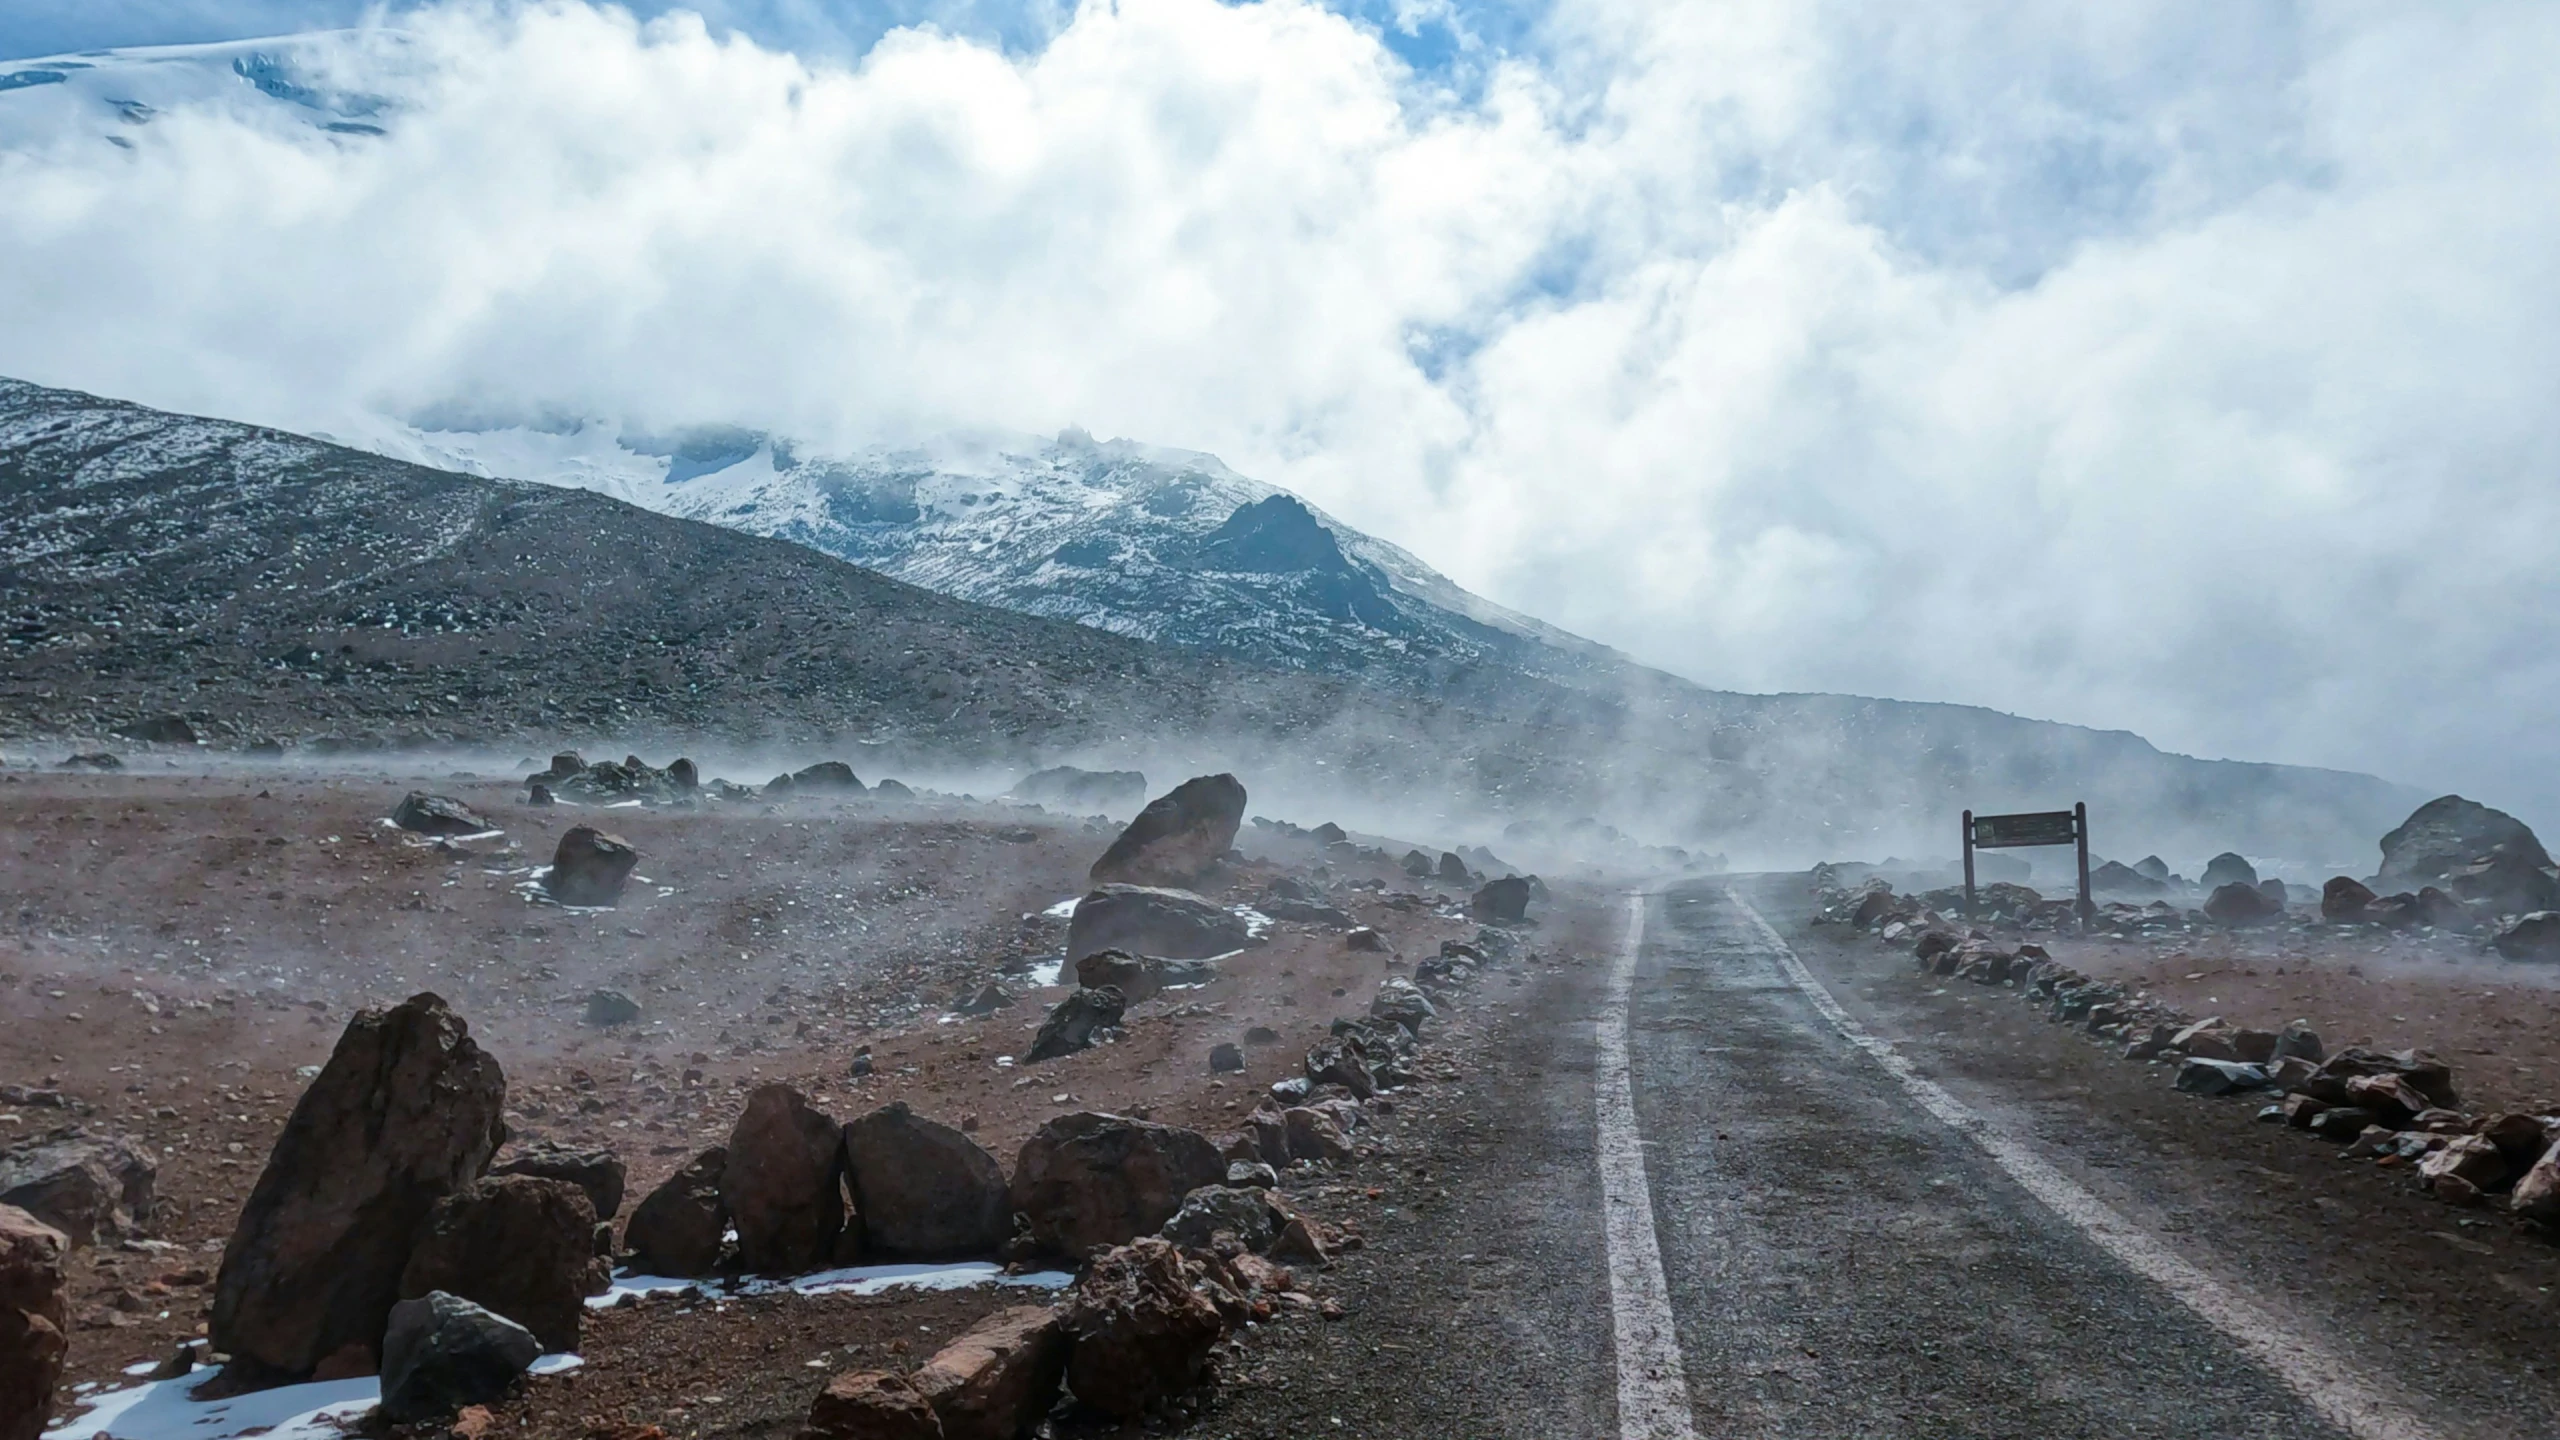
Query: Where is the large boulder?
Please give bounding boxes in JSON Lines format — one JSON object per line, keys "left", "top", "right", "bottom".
{"left": 2449, "top": 851, "right": 2560, "bottom": 915}
{"left": 1471, "top": 876, "right": 1532, "bottom": 923}
{"left": 788, "top": 761, "right": 865, "bottom": 793}
{"left": 0, "top": 1132, "right": 155, "bottom": 1247}
{"left": 391, "top": 793, "right": 494, "bottom": 837}
{"left": 623, "top": 1147, "right": 727, "bottom": 1277}
{"left": 803, "top": 1370, "right": 941, "bottom": 1440}
{"left": 1059, "top": 1239, "right": 1227, "bottom": 1419}
{"left": 490, "top": 1142, "right": 625, "bottom": 1221}
{"left": 1064, "top": 885, "right": 1255, "bottom": 965}
{"left": 378, "top": 1291, "right": 540, "bottom": 1425}
{"left": 2321, "top": 876, "right": 2376, "bottom": 922}
{"left": 1161, "top": 1186, "right": 1280, "bottom": 1252}
{"left": 1010, "top": 767, "right": 1148, "bottom": 814}
{"left": 544, "top": 826, "right": 638, "bottom": 907}
{"left": 1010, "top": 1113, "right": 1224, "bottom": 1256}
{"left": 1071, "top": 951, "right": 1216, "bottom": 1005}
{"left": 841, "top": 1104, "right": 1009, "bottom": 1261}
{"left": 399, "top": 1176, "right": 602, "bottom": 1353}
{"left": 2199, "top": 853, "right": 2258, "bottom": 892}
{"left": 2514, "top": 1141, "right": 2560, "bottom": 1225}
{"left": 1025, "top": 987, "right": 1127, "bottom": 1064}
{"left": 1088, "top": 774, "right": 1246, "bottom": 887}
{"left": 2379, "top": 796, "right": 2553, "bottom": 893}
{"left": 2203, "top": 882, "right": 2282, "bottom": 927}
{"left": 910, "top": 1306, "right": 1068, "bottom": 1440}
{"left": 211, "top": 993, "right": 507, "bottom": 1381}
{"left": 2495, "top": 913, "right": 2560, "bottom": 963}
{"left": 1370, "top": 978, "right": 1436, "bottom": 1033}
{"left": 0, "top": 1206, "right": 68, "bottom": 1440}
{"left": 721, "top": 1086, "right": 846, "bottom": 1273}
{"left": 2089, "top": 861, "right": 2166, "bottom": 896}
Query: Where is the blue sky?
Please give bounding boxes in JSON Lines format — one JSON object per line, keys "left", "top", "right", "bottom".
{"left": 3, "top": 2, "right": 2557, "bottom": 827}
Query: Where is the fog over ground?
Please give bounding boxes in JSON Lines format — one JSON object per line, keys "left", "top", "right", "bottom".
{"left": 3, "top": 2, "right": 2555, "bottom": 829}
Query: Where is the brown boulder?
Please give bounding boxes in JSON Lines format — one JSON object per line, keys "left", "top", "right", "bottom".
{"left": 2513, "top": 1141, "right": 2560, "bottom": 1225}
{"left": 2320, "top": 876, "right": 2376, "bottom": 922}
{"left": 624, "top": 1147, "right": 727, "bottom": 1277}
{"left": 723, "top": 1086, "right": 846, "bottom": 1274}
{"left": 545, "top": 826, "right": 638, "bottom": 907}
{"left": 910, "top": 1306, "right": 1067, "bottom": 1440}
{"left": 2343, "top": 1073, "right": 2430, "bottom": 1125}
{"left": 2419, "top": 1135, "right": 2508, "bottom": 1196}
{"left": 1059, "top": 1239, "right": 1226, "bottom": 1419}
{"left": 2477, "top": 1113, "right": 2552, "bottom": 1169}
{"left": 803, "top": 1370, "right": 942, "bottom": 1440}
{"left": 0, "top": 1206, "right": 68, "bottom": 1440}
{"left": 392, "top": 792, "right": 494, "bottom": 837}
{"left": 0, "top": 1132, "right": 156, "bottom": 1248}
{"left": 1282, "top": 1107, "right": 1353, "bottom": 1165}
{"left": 2203, "top": 882, "right": 2282, "bottom": 927}
{"left": 1009, "top": 1113, "right": 1223, "bottom": 1257}
{"left": 399, "top": 1176, "right": 602, "bottom": 1353}
{"left": 1088, "top": 774, "right": 1246, "bottom": 887}
{"left": 211, "top": 993, "right": 507, "bottom": 1381}
{"left": 1063, "top": 886, "right": 1255, "bottom": 965}
{"left": 841, "top": 1104, "right": 1009, "bottom": 1261}
{"left": 490, "top": 1142, "right": 625, "bottom": 1221}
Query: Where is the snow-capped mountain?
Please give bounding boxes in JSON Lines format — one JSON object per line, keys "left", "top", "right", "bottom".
{"left": 0, "top": 33, "right": 411, "bottom": 153}
{"left": 344, "top": 416, "right": 1621, "bottom": 689}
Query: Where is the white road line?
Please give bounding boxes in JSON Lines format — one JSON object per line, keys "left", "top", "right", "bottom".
{"left": 1598, "top": 890, "right": 1700, "bottom": 1440}
{"left": 1728, "top": 890, "right": 2442, "bottom": 1440}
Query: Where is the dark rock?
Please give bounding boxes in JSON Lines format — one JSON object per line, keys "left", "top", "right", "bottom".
{"left": 2513, "top": 1140, "right": 2560, "bottom": 1225}
{"left": 1258, "top": 898, "right": 1354, "bottom": 927}
{"left": 1225, "top": 1161, "right": 1277, "bottom": 1190}
{"left": 2307, "top": 1106, "right": 2379, "bottom": 1141}
{"left": 526, "top": 783, "right": 554, "bottom": 807}
{"left": 2203, "top": 882, "right": 2282, "bottom": 927}
{"left": 379, "top": 1292, "right": 540, "bottom": 1425}
{"left": 2272, "top": 1021, "right": 2325, "bottom": 1065}
{"left": 791, "top": 762, "right": 864, "bottom": 792}
{"left": 2257, "top": 877, "right": 2289, "bottom": 906}
{"left": 1072, "top": 950, "right": 1216, "bottom": 1005}
{"left": 722, "top": 1086, "right": 845, "bottom": 1274}
{"left": 1401, "top": 850, "right": 1432, "bottom": 878}
{"left": 1064, "top": 885, "right": 1254, "bottom": 964}
{"left": 1027, "top": 987, "right": 1126, "bottom": 1064}
{"left": 2133, "top": 856, "right": 2171, "bottom": 882}
{"left": 2321, "top": 876, "right": 2376, "bottom": 922}
{"left": 580, "top": 990, "right": 641, "bottom": 1028}
{"left": 2494, "top": 912, "right": 2560, "bottom": 962}
{"left": 2174, "top": 1058, "right": 2269, "bottom": 1095}
{"left": 490, "top": 1142, "right": 625, "bottom": 1221}
{"left": 1302, "top": 1038, "right": 1375, "bottom": 1099}
{"left": 544, "top": 827, "right": 637, "bottom": 907}
{"left": 842, "top": 1103, "right": 1009, "bottom": 1261}
{"left": 1344, "top": 927, "right": 1388, "bottom": 953}
{"left": 2379, "top": 795, "right": 2552, "bottom": 893}
{"left": 392, "top": 792, "right": 493, "bottom": 837}
{"left": 58, "top": 753, "right": 121, "bottom": 771}
{"left": 2200, "top": 853, "right": 2258, "bottom": 891}
{"left": 1369, "top": 978, "right": 1435, "bottom": 1032}
{"left": 0, "top": 1133, "right": 154, "bottom": 1248}
{"left": 2420, "top": 1135, "right": 2509, "bottom": 1195}
{"left": 211, "top": 993, "right": 506, "bottom": 1380}
{"left": 2088, "top": 860, "right": 2165, "bottom": 895}
{"left": 1059, "top": 1239, "right": 1227, "bottom": 1419}
{"left": 623, "top": 1147, "right": 727, "bottom": 1277}
{"left": 1436, "top": 852, "right": 1472, "bottom": 885}
{"left": 1470, "top": 876, "right": 1532, "bottom": 923}
{"left": 0, "top": 1206, "right": 67, "bottom": 1440}
{"left": 2449, "top": 851, "right": 2560, "bottom": 915}
{"left": 398, "top": 1176, "right": 601, "bottom": 1353}
{"left": 954, "top": 981, "right": 1016, "bottom": 1016}
{"left": 2343, "top": 1073, "right": 2431, "bottom": 1125}
{"left": 2475, "top": 1113, "right": 2551, "bottom": 1168}
{"left": 115, "top": 714, "right": 198, "bottom": 746}
{"left": 1160, "top": 1186, "right": 1278, "bottom": 1252}
{"left": 1008, "top": 1113, "right": 1223, "bottom": 1255}
{"left": 1208, "top": 1043, "right": 1245, "bottom": 1074}
{"left": 910, "top": 1305, "right": 1068, "bottom": 1440}
{"left": 1010, "top": 767, "right": 1148, "bottom": 813}
{"left": 2415, "top": 886, "right": 2476, "bottom": 931}
{"left": 1088, "top": 774, "right": 1247, "bottom": 887}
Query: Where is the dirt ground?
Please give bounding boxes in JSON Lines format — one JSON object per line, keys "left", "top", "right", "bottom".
{"left": 0, "top": 759, "right": 1577, "bottom": 1435}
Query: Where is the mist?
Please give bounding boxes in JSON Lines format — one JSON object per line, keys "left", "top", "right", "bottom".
{"left": 3, "top": 1, "right": 2558, "bottom": 830}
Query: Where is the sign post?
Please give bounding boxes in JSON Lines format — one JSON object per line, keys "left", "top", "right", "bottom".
{"left": 1962, "top": 802, "right": 2094, "bottom": 927}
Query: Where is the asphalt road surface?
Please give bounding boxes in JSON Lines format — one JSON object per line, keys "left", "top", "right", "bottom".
{"left": 1223, "top": 878, "right": 2462, "bottom": 1439}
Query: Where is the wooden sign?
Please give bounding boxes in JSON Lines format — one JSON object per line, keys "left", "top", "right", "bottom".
{"left": 1972, "top": 810, "right": 2079, "bottom": 849}
{"left": 1962, "top": 802, "right": 2093, "bottom": 927}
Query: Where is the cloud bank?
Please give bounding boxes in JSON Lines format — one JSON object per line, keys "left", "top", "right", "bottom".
{"left": 2, "top": 0, "right": 2557, "bottom": 825}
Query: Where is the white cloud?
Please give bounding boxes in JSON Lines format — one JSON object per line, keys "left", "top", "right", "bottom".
{"left": 3, "top": 0, "right": 2557, "bottom": 824}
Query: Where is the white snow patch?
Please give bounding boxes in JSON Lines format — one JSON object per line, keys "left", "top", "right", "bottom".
{"left": 589, "top": 1262, "right": 1070, "bottom": 1308}
{"left": 1040, "top": 896, "right": 1080, "bottom": 919}
{"left": 46, "top": 1352, "right": 580, "bottom": 1440}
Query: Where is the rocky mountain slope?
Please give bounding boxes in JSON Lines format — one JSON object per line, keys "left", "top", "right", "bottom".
{"left": 0, "top": 377, "right": 2422, "bottom": 860}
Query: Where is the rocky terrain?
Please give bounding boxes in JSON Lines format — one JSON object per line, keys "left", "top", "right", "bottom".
{"left": 1, "top": 377, "right": 2421, "bottom": 859}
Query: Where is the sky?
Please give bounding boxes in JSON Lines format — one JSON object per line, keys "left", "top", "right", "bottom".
{"left": 2, "top": 1, "right": 2557, "bottom": 827}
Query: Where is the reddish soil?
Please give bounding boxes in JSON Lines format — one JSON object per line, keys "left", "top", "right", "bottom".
{"left": 0, "top": 762, "right": 1580, "bottom": 1437}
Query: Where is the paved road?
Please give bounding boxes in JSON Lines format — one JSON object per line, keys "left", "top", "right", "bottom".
{"left": 1222, "top": 880, "right": 2410, "bottom": 1438}
{"left": 1618, "top": 880, "right": 2357, "bottom": 1439}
